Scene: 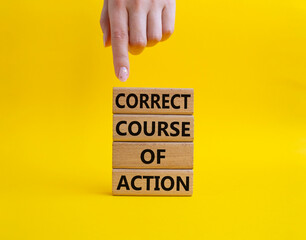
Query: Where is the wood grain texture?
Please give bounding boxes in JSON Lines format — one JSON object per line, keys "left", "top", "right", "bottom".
{"left": 113, "top": 142, "right": 193, "bottom": 169}
{"left": 112, "top": 169, "right": 193, "bottom": 196}
{"left": 113, "top": 114, "right": 194, "bottom": 142}
{"left": 113, "top": 87, "right": 194, "bottom": 114}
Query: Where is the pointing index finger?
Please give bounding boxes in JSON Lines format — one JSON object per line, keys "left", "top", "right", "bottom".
{"left": 108, "top": 1, "right": 130, "bottom": 82}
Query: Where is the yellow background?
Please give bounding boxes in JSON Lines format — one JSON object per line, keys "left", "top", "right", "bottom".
{"left": 1, "top": 0, "right": 306, "bottom": 239}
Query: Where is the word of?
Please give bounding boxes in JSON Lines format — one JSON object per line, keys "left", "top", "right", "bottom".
{"left": 140, "top": 149, "right": 165, "bottom": 164}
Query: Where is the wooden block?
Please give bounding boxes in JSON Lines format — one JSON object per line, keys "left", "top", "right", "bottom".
{"left": 113, "top": 87, "right": 194, "bottom": 114}
{"left": 112, "top": 169, "right": 193, "bottom": 196}
{"left": 113, "top": 114, "right": 194, "bottom": 142}
{"left": 113, "top": 142, "right": 193, "bottom": 169}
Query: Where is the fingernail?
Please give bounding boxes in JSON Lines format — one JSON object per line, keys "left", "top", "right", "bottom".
{"left": 103, "top": 34, "right": 106, "bottom": 47}
{"left": 118, "top": 67, "right": 129, "bottom": 82}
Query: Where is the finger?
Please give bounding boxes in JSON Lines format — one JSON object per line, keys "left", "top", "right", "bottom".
{"left": 147, "top": 10, "right": 162, "bottom": 47}
{"left": 128, "top": 11, "right": 147, "bottom": 55}
{"left": 100, "top": 0, "right": 111, "bottom": 47}
{"left": 108, "top": 0, "right": 129, "bottom": 82}
{"left": 161, "top": 3, "right": 176, "bottom": 41}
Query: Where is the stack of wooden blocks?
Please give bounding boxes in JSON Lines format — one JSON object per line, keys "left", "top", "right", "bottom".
{"left": 112, "top": 87, "right": 194, "bottom": 196}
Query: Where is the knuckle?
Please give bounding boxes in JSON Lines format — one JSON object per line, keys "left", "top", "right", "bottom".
{"left": 130, "top": 38, "right": 147, "bottom": 48}
{"left": 132, "top": 0, "right": 142, "bottom": 9}
{"left": 163, "top": 28, "right": 174, "bottom": 36}
{"left": 148, "top": 33, "right": 162, "bottom": 42}
{"left": 165, "top": 0, "right": 175, "bottom": 7}
{"left": 112, "top": 29, "right": 128, "bottom": 41}
{"left": 113, "top": 0, "right": 125, "bottom": 8}
{"left": 149, "top": 0, "right": 162, "bottom": 7}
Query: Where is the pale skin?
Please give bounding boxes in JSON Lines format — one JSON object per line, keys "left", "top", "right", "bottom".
{"left": 100, "top": 0, "right": 176, "bottom": 82}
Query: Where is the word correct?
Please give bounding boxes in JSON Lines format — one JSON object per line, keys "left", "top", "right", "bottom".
{"left": 113, "top": 88, "right": 194, "bottom": 114}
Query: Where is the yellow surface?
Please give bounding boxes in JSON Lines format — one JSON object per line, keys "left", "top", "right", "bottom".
{"left": 1, "top": 0, "right": 306, "bottom": 239}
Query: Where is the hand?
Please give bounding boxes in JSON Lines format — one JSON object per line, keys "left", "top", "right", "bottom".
{"left": 100, "top": 0, "right": 176, "bottom": 82}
